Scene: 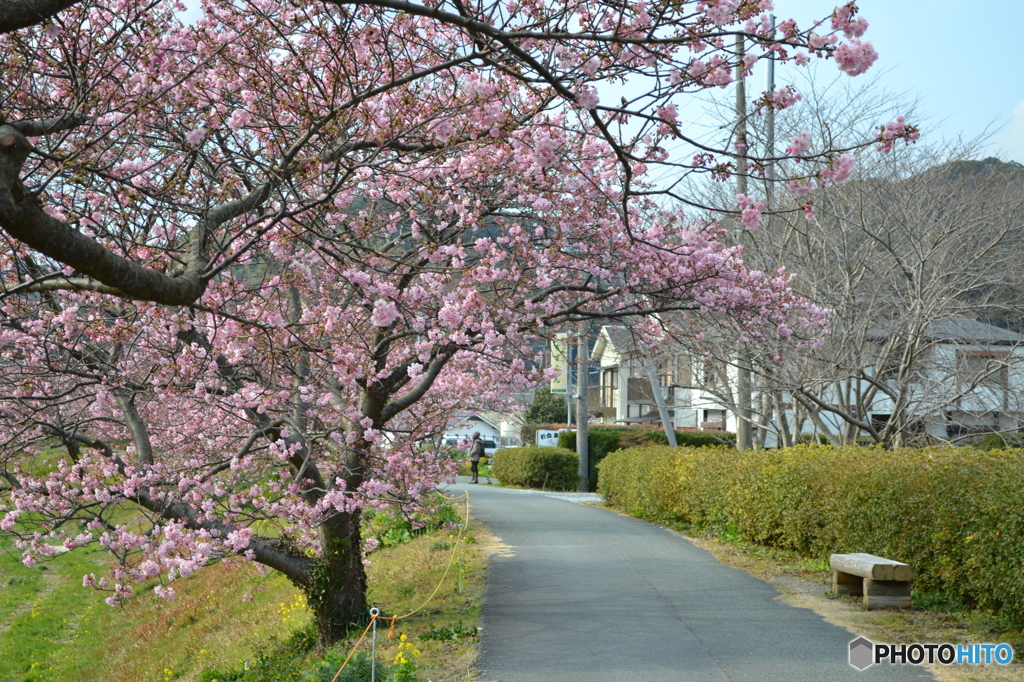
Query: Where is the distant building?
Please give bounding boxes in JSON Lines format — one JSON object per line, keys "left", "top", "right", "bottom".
{"left": 442, "top": 414, "right": 503, "bottom": 454}
{"left": 589, "top": 315, "right": 1024, "bottom": 444}
{"left": 591, "top": 325, "right": 732, "bottom": 433}
{"left": 865, "top": 315, "right": 1024, "bottom": 439}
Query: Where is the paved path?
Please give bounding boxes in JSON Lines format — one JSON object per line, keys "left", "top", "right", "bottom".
{"left": 450, "top": 478, "right": 933, "bottom": 682}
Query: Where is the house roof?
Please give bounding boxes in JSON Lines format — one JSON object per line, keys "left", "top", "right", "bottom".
{"left": 600, "top": 325, "right": 640, "bottom": 355}
{"left": 867, "top": 315, "right": 1020, "bottom": 346}
{"left": 449, "top": 413, "right": 500, "bottom": 432}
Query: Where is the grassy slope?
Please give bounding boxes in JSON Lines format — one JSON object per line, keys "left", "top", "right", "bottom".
{"left": 0, "top": 517, "right": 490, "bottom": 682}
{"left": 0, "top": 540, "right": 302, "bottom": 682}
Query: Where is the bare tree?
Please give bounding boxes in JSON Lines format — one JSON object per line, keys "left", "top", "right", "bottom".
{"left": 670, "top": 69, "right": 1024, "bottom": 447}
{"left": 761, "top": 153, "right": 1024, "bottom": 446}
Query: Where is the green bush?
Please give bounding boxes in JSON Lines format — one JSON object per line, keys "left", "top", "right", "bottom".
{"left": 598, "top": 444, "right": 1024, "bottom": 626}
{"left": 559, "top": 425, "right": 734, "bottom": 489}
{"left": 363, "top": 496, "right": 463, "bottom": 549}
{"left": 977, "top": 433, "right": 1024, "bottom": 450}
{"left": 524, "top": 387, "right": 570, "bottom": 424}
{"left": 491, "top": 446, "right": 579, "bottom": 490}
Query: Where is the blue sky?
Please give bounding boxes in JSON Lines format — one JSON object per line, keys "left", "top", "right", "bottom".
{"left": 773, "top": 0, "right": 1024, "bottom": 163}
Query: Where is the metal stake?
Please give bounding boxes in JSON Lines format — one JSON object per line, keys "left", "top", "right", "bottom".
{"left": 369, "top": 607, "right": 380, "bottom": 682}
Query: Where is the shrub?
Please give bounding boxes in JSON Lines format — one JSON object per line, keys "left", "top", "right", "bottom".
{"left": 977, "top": 433, "right": 1024, "bottom": 450}
{"left": 524, "top": 387, "right": 570, "bottom": 424}
{"left": 363, "top": 496, "right": 463, "bottom": 549}
{"left": 598, "top": 444, "right": 1024, "bottom": 626}
{"left": 559, "top": 425, "right": 734, "bottom": 489}
{"left": 491, "top": 446, "right": 579, "bottom": 490}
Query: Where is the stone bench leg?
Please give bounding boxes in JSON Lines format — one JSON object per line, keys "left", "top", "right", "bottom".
{"left": 862, "top": 578, "right": 912, "bottom": 609}
{"left": 832, "top": 570, "right": 862, "bottom": 596}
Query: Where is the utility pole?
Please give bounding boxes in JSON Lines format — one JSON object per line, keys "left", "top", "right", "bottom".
{"left": 566, "top": 350, "right": 573, "bottom": 427}
{"left": 766, "top": 14, "right": 776, "bottom": 226}
{"left": 575, "top": 328, "right": 590, "bottom": 492}
{"left": 645, "top": 362, "right": 678, "bottom": 447}
{"left": 735, "top": 33, "right": 752, "bottom": 451}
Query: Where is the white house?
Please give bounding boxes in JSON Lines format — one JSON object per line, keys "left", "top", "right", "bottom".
{"left": 863, "top": 315, "right": 1024, "bottom": 440}
{"left": 590, "top": 325, "right": 734, "bottom": 432}
{"left": 442, "top": 412, "right": 524, "bottom": 454}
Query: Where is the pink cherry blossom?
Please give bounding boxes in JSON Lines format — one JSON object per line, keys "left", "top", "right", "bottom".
{"left": 820, "top": 153, "right": 857, "bottom": 184}
{"left": 876, "top": 116, "right": 921, "bottom": 152}
{"left": 227, "top": 109, "right": 251, "bottom": 131}
{"left": 736, "top": 193, "right": 765, "bottom": 229}
{"left": 787, "top": 180, "right": 814, "bottom": 196}
{"left": 431, "top": 119, "right": 456, "bottom": 142}
{"left": 185, "top": 127, "right": 207, "bottom": 146}
{"left": 834, "top": 39, "right": 878, "bottom": 76}
{"left": 766, "top": 86, "right": 803, "bottom": 110}
{"left": 370, "top": 300, "right": 401, "bottom": 327}
{"left": 832, "top": 3, "right": 869, "bottom": 38}
{"left": 703, "top": 0, "right": 740, "bottom": 26}
{"left": 576, "top": 86, "right": 600, "bottom": 110}
{"left": 657, "top": 104, "right": 679, "bottom": 125}
{"left": 786, "top": 131, "right": 812, "bottom": 156}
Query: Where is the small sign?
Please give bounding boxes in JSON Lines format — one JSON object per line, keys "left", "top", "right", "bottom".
{"left": 536, "top": 429, "right": 566, "bottom": 447}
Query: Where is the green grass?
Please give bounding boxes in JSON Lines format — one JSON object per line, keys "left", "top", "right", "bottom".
{"left": 456, "top": 461, "right": 494, "bottom": 481}
{"left": 0, "top": 535, "right": 302, "bottom": 682}
{"left": 0, "top": 514, "right": 489, "bottom": 682}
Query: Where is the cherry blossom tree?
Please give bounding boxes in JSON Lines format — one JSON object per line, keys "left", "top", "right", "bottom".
{"left": 0, "top": 0, "right": 914, "bottom": 642}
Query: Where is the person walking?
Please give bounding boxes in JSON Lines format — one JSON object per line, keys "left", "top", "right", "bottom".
{"left": 468, "top": 432, "right": 484, "bottom": 484}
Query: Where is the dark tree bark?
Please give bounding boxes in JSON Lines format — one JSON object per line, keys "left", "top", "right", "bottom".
{"left": 308, "top": 510, "right": 369, "bottom": 643}
{"left": 0, "top": 0, "right": 81, "bottom": 33}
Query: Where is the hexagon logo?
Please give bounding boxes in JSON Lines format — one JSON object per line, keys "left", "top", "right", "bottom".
{"left": 849, "top": 636, "right": 875, "bottom": 671}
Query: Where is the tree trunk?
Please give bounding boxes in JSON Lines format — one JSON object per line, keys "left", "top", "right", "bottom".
{"left": 306, "top": 509, "right": 369, "bottom": 645}
{"left": 773, "top": 391, "right": 792, "bottom": 448}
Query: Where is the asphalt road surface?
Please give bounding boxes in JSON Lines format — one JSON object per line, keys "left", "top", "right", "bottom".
{"left": 451, "top": 478, "right": 934, "bottom": 682}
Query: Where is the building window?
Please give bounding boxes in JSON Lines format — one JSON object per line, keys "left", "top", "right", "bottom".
{"left": 602, "top": 368, "right": 618, "bottom": 408}
{"left": 701, "top": 409, "right": 727, "bottom": 431}
{"left": 702, "top": 359, "right": 720, "bottom": 387}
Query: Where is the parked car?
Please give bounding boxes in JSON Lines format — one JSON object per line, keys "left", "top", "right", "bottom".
{"left": 443, "top": 436, "right": 498, "bottom": 456}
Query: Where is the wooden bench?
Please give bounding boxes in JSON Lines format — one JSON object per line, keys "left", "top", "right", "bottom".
{"left": 830, "top": 553, "right": 913, "bottom": 609}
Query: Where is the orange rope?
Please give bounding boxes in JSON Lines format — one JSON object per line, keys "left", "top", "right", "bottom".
{"left": 328, "top": 618, "right": 375, "bottom": 682}
{"left": 386, "top": 615, "right": 398, "bottom": 639}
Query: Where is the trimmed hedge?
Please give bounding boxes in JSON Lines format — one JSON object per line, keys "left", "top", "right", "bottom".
{"left": 559, "top": 425, "right": 734, "bottom": 490}
{"left": 598, "top": 444, "right": 1024, "bottom": 625}
{"left": 491, "top": 446, "right": 580, "bottom": 491}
